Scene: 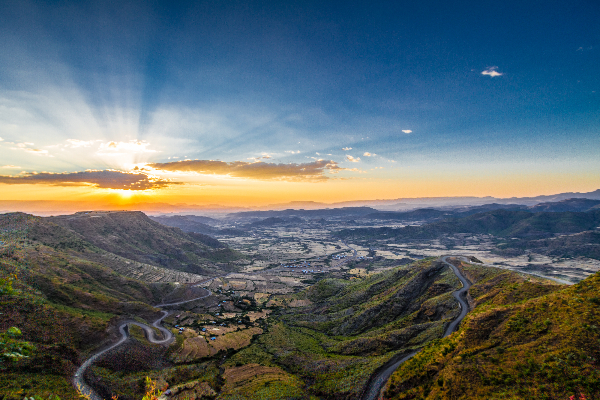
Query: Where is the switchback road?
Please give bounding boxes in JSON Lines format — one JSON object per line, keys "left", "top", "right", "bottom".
{"left": 361, "top": 256, "right": 472, "bottom": 400}
{"left": 74, "top": 287, "right": 212, "bottom": 400}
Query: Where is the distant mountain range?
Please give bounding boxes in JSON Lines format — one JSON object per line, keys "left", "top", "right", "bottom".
{"left": 2, "top": 189, "right": 600, "bottom": 215}
{"left": 265, "top": 189, "right": 600, "bottom": 210}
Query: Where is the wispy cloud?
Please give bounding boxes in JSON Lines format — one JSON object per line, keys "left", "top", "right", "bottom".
{"left": 345, "top": 155, "right": 360, "bottom": 162}
{"left": 247, "top": 154, "right": 273, "bottom": 162}
{"left": 342, "top": 147, "right": 352, "bottom": 151}
{"left": 285, "top": 150, "right": 301, "bottom": 154}
{"left": 1, "top": 165, "right": 21, "bottom": 169}
{"left": 10, "top": 142, "right": 52, "bottom": 156}
{"left": 481, "top": 66, "right": 503, "bottom": 77}
{"left": 149, "top": 159, "right": 344, "bottom": 181}
{"left": 0, "top": 170, "right": 175, "bottom": 190}
{"left": 66, "top": 139, "right": 96, "bottom": 148}
{"left": 0, "top": 137, "right": 3, "bottom": 141}
{"left": 97, "top": 140, "right": 157, "bottom": 155}
{"left": 402, "top": 129, "right": 412, "bottom": 134}
{"left": 363, "top": 152, "right": 375, "bottom": 157}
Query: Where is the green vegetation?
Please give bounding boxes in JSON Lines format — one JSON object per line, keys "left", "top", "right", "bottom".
{"left": 0, "top": 213, "right": 170, "bottom": 399}
{"left": 4, "top": 210, "right": 600, "bottom": 400}
{"left": 46, "top": 211, "right": 245, "bottom": 273}
{"left": 384, "top": 261, "right": 600, "bottom": 400}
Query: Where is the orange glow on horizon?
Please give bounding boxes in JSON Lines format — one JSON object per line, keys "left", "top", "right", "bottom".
{"left": 1, "top": 167, "right": 599, "bottom": 215}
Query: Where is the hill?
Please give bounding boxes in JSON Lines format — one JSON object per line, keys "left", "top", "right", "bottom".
{"left": 339, "top": 209, "right": 600, "bottom": 258}
{"left": 528, "top": 198, "right": 600, "bottom": 213}
{"left": 150, "top": 215, "right": 248, "bottom": 237}
{"left": 383, "top": 259, "right": 600, "bottom": 400}
{"left": 0, "top": 212, "right": 174, "bottom": 398}
{"left": 360, "top": 198, "right": 600, "bottom": 224}
{"left": 218, "top": 259, "right": 468, "bottom": 399}
{"left": 48, "top": 211, "right": 242, "bottom": 274}
{"left": 150, "top": 215, "right": 218, "bottom": 235}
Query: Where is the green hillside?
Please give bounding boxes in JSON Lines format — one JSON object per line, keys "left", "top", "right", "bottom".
{"left": 0, "top": 213, "right": 171, "bottom": 399}
{"left": 384, "top": 260, "right": 599, "bottom": 400}
{"left": 3, "top": 212, "right": 597, "bottom": 400}
{"left": 46, "top": 211, "right": 244, "bottom": 274}
{"left": 219, "top": 259, "right": 465, "bottom": 399}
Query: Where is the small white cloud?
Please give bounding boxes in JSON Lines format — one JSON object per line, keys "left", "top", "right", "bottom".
{"left": 1, "top": 165, "right": 21, "bottom": 169}
{"left": 0, "top": 137, "right": 3, "bottom": 141}
{"left": 66, "top": 139, "right": 94, "bottom": 148}
{"left": 342, "top": 147, "right": 352, "bottom": 151}
{"left": 402, "top": 130, "right": 412, "bottom": 134}
{"left": 345, "top": 167, "right": 365, "bottom": 173}
{"left": 10, "top": 142, "right": 52, "bottom": 156}
{"left": 24, "top": 148, "right": 49, "bottom": 155}
{"left": 481, "top": 66, "right": 503, "bottom": 77}
{"left": 346, "top": 155, "right": 360, "bottom": 162}
{"left": 363, "top": 152, "right": 376, "bottom": 157}
{"left": 285, "top": 150, "right": 301, "bottom": 154}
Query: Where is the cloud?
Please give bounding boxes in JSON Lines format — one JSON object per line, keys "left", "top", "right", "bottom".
{"left": 24, "top": 148, "right": 49, "bottom": 155}
{"left": 345, "top": 155, "right": 360, "bottom": 162}
{"left": 481, "top": 66, "right": 503, "bottom": 77}
{"left": 402, "top": 130, "right": 412, "bottom": 134}
{"left": 342, "top": 147, "right": 352, "bottom": 151}
{"left": 10, "top": 142, "right": 52, "bottom": 156}
{"left": 247, "top": 154, "right": 273, "bottom": 162}
{"left": 0, "top": 170, "right": 175, "bottom": 190}
{"left": 285, "top": 150, "right": 301, "bottom": 154}
{"left": 1, "top": 165, "right": 21, "bottom": 169}
{"left": 66, "top": 139, "right": 96, "bottom": 148}
{"left": 96, "top": 140, "right": 157, "bottom": 155}
{"left": 0, "top": 137, "right": 3, "bottom": 141}
{"left": 148, "top": 159, "right": 344, "bottom": 181}
{"left": 363, "top": 152, "right": 376, "bottom": 157}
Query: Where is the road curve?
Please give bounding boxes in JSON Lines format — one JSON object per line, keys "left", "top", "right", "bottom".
{"left": 361, "top": 256, "right": 472, "bottom": 400}
{"left": 74, "top": 288, "right": 212, "bottom": 400}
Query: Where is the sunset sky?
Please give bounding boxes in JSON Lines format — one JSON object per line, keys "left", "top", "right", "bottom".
{"left": 0, "top": 0, "right": 598, "bottom": 208}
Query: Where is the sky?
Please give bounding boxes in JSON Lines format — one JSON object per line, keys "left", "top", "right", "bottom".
{"left": 0, "top": 0, "right": 598, "bottom": 209}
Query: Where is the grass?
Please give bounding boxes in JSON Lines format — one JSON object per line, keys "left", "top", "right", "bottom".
{"left": 383, "top": 264, "right": 600, "bottom": 400}
{"left": 0, "top": 372, "right": 80, "bottom": 400}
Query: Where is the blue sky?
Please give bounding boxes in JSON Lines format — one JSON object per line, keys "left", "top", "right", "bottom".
{"left": 0, "top": 0, "right": 598, "bottom": 203}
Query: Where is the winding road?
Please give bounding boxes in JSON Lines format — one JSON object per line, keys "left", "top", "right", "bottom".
{"left": 74, "top": 288, "right": 213, "bottom": 400}
{"left": 360, "top": 256, "right": 472, "bottom": 400}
